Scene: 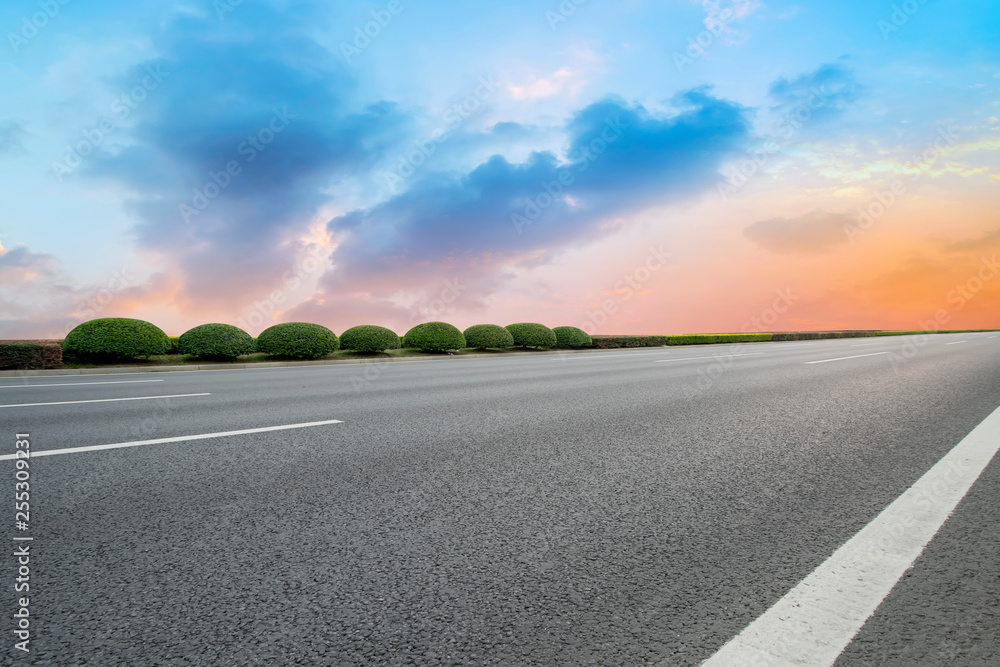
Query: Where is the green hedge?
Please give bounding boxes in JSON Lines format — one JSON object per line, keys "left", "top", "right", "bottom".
{"left": 463, "top": 324, "right": 514, "bottom": 350}
{"left": 871, "top": 330, "right": 991, "bottom": 337}
{"left": 666, "top": 333, "right": 772, "bottom": 345}
{"left": 772, "top": 331, "right": 876, "bottom": 340}
{"left": 591, "top": 334, "right": 773, "bottom": 348}
{"left": 591, "top": 335, "right": 668, "bottom": 348}
{"left": 403, "top": 322, "right": 466, "bottom": 352}
{"left": 178, "top": 323, "right": 255, "bottom": 360}
{"left": 0, "top": 342, "right": 62, "bottom": 369}
{"left": 63, "top": 318, "right": 170, "bottom": 360}
{"left": 505, "top": 323, "right": 557, "bottom": 349}
{"left": 340, "top": 325, "right": 401, "bottom": 352}
{"left": 167, "top": 336, "right": 181, "bottom": 354}
{"left": 257, "top": 322, "right": 340, "bottom": 359}
{"left": 553, "top": 326, "right": 592, "bottom": 349}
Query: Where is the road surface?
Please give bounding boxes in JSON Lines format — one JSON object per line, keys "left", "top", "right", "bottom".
{"left": 2, "top": 332, "right": 998, "bottom": 665}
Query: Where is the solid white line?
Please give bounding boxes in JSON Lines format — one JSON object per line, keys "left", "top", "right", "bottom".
{"left": 0, "top": 393, "right": 209, "bottom": 409}
{"left": 0, "top": 380, "right": 165, "bottom": 389}
{"left": 654, "top": 353, "right": 766, "bottom": 363}
{"left": 805, "top": 352, "right": 888, "bottom": 365}
{"left": 700, "top": 404, "right": 1000, "bottom": 667}
{"left": 945, "top": 340, "right": 968, "bottom": 345}
{"left": 0, "top": 419, "right": 344, "bottom": 460}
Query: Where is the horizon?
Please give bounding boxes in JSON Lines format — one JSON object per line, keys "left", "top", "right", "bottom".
{"left": 2, "top": 1, "right": 999, "bottom": 338}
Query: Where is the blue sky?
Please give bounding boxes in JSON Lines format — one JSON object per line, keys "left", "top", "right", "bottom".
{"left": 1, "top": 0, "right": 998, "bottom": 337}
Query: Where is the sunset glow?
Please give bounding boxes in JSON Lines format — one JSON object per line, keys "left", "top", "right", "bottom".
{"left": 1, "top": 1, "right": 998, "bottom": 337}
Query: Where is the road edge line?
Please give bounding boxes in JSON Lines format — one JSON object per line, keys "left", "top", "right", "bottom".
{"left": 698, "top": 403, "right": 1000, "bottom": 667}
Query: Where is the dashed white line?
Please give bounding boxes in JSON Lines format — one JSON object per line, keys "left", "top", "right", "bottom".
{"left": 0, "top": 380, "right": 165, "bottom": 389}
{"left": 805, "top": 352, "right": 889, "bottom": 365}
{"left": 849, "top": 342, "right": 888, "bottom": 347}
{"left": 699, "top": 404, "right": 1000, "bottom": 667}
{"left": 654, "top": 353, "right": 766, "bottom": 363}
{"left": 945, "top": 340, "right": 968, "bottom": 345}
{"left": 0, "top": 419, "right": 344, "bottom": 460}
{"left": 0, "top": 393, "right": 210, "bottom": 409}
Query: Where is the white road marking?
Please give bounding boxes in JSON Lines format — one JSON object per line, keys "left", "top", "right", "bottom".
{"left": 805, "top": 352, "right": 889, "bottom": 365}
{"left": 654, "top": 353, "right": 766, "bottom": 363}
{"left": 945, "top": 340, "right": 968, "bottom": 345}
{"left": 849, "top": 342, "right": 888, "bottom": 347}
{"left": 0, "top": 393, "right": 209, "bottom": 409}
{"left": 699, "top": 404, "right": 1000, "bottom": 667}
{"left": 0, "top": 419, "right": 344, "bottom": 460}
{"left": 0, "top": 380, "right": 165, "bottom": 389}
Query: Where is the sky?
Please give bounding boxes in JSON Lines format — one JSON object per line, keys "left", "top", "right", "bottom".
{"left": 1, "top": 0, "right": 998, "bottom": 338}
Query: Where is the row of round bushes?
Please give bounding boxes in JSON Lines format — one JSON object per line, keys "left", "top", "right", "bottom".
{"left": 63, "top": 320, "right": 344, "bottom": 361}
{"left": 62, "top": 319, "right": 593, "bottom": 361}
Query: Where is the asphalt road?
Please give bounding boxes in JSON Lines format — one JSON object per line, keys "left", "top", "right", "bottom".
{"left": 2, "top": 332, "right": 998, "bottom": 665}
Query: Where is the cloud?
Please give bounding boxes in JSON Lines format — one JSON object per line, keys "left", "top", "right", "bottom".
{"left": 832, "top": 135, "right": 1000, "bottom": 183}
{"left": 80, "top": 7, "right": 402, "bottom": 312}
{"left": 331, "top": 89, "right": 749, "bottom": 266}
{"left": 702, "top": 0, "right": 762, "bottom": 27}
{"left": 0, "top": 121, "right": 27, "bottom": 157}
{"left": 286, "top": 89, "right": 751, "bottom": 329}
{"left": 768, "top": 62, "right": 862, "bottom": 123}
{"left": 509, "top": 68, "right": 585, "bottom": 100}
{"left": 701, "top": 0, "right": 763, "bottom": 39}
{"left": 947, "top": 227, "right": 1000, "bottom": 253}
{"left": 0, "top": 243, "right": 161, "bottom": 339}
{"left": 0, "top": 244, "right": 57, "bottom": 286}
{"left": 744, "top": 210, "right": 852, "bottom": 255}
{"left": 57, "top": 7, "right": 754, "bottom": 333}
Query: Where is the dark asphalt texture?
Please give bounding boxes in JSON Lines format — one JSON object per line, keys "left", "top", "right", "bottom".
{"left": 2, "top": 333, "right": 999, "bottom": 665}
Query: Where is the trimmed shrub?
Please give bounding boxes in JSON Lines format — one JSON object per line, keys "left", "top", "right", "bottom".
{"left": 63, "top": 318, "right": 170, "bottom": 360}
{"left": 591, "top": 334, "right": 777, "bottom": 348}
{"left": 178, "top": 323, "right": 255, "bottom": 360}
{"left": 666, "top": 333, "right": 772, "bottom": 345}
{"left": 591, "top": 335, "right": 669, "bottom": 348}
{"left": 588, "top": 332, "right": 911, "bottom": 347}
{"left": 257, "top": 322, "right": 340, "bottom": 359}
{"left": 340, "top": 325, "right": 401, "bottom": 352}
{"left": 0, "top": 342, "right": 62, "bottom": 369}
{"left": 166, "top": 336, "right": 181, "bottom": 354}
{"left": 505, "top": 323, "right": 557, "bottom": 349}
{"left": 463, "top": 324, "right": 514, "bottom": 350}
{"left": 403, "top": 322, "right": 466, "bottom": 352}
{"left": 553, "top": 326, "right": 592, "bottom": 349}
{"left": 772, "top": 331, "right": 876, "bottom": 340}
